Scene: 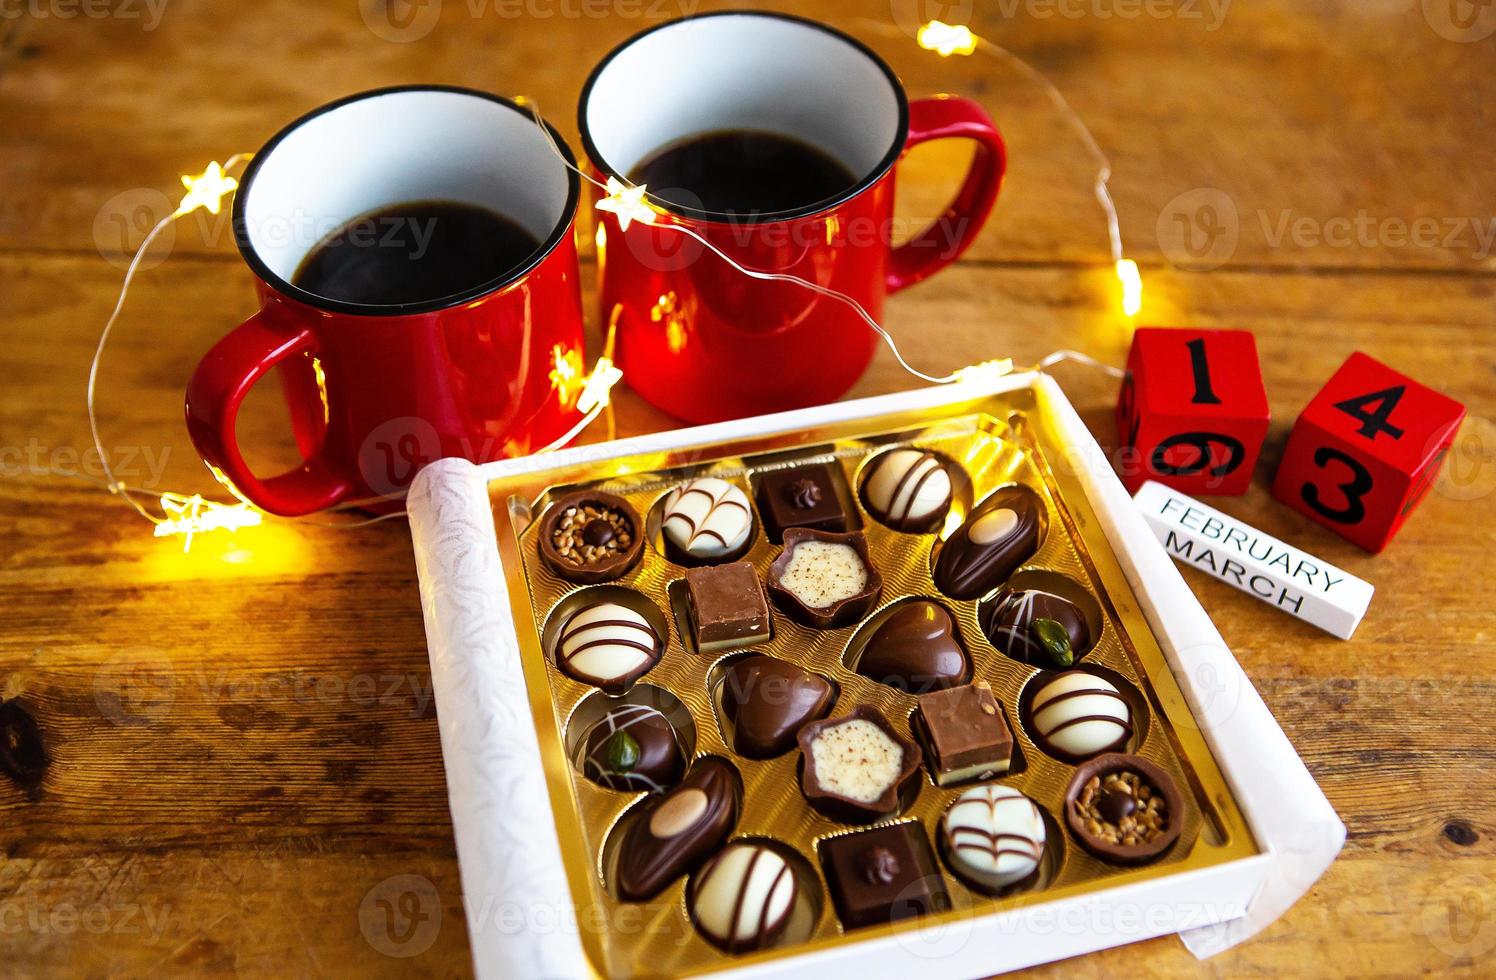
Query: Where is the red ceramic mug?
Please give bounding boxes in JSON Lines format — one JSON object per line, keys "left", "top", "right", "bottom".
{"left": 186, "top": 86, "right": 585, "bottom": 517}
{"left": 578, "top": 12, "right": 1006, "bottom": 423}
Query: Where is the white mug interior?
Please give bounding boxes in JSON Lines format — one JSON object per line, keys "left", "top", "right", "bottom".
{"left": 238, "top": 87, "right": 574, "bottom": 299}
{"left": 582, "top": 14, "right": 904, "bottom": 198}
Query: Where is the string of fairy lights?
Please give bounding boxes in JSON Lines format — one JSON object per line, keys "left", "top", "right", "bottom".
{"left": 77, "top": 19, "right": 1139, "bottom": 551}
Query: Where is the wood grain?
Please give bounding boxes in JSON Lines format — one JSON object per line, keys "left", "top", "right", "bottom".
{"left": 2, "top": 0, "right": 1494, "bottom": 976}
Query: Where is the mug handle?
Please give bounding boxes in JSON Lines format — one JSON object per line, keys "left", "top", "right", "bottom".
{"left": 185, "top": 307, "right": 353, "bottom": 517}
{"left": 886, "top": 96, "right": 1007, "bottom": 294}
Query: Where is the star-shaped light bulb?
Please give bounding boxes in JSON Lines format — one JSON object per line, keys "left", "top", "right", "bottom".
{"left": 174, "top": 161, "right": 240, "bottom": 218}
{"left": 153, "top": 491, "right": 262, "bottom": 552}
{"left": 1115, "top": 258, "right": 1143, "bottom": 317}
{"left": 918, "top": 20, "right": 978, "bottom": 57}
{"left": 595, "top": 176, "right": 656, "bottom": 232}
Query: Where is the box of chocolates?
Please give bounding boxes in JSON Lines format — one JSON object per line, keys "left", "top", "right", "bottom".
{"left": 407, "top": 374, "right": 1342, "bottom": 979}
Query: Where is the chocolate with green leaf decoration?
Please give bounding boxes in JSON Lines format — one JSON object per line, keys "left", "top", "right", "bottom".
{"left": 981, "top": 589, "right": 1092, "bottom": 666}
{"left": 572, "top": 704, "right": 687, "bottom": 793}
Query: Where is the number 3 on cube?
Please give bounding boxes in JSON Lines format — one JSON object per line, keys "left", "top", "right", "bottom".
{"left": 1271, "top": 352, "right": 1464, "bottom": 552}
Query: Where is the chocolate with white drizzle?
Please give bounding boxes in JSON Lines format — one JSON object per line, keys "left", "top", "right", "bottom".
{"left": 661, "top": 478, "right": 753, "bottom": 562}
{"left": 555, "top": 600, "right": 663, "bottom": 694}
{"left": 933, "top": 484, "right": 1045, "bottom": 600}
{"left": 940, "top": 783, "right": 1047, "bottom": 894}
{"left": 615, "top": 757, "right": 741, "bottom": 901}
{"left": 860, "top": 448, "right": 954, "bottom": 533}
{"left": 1027, "top": 671, "right": 1133, "bottom": 762}
{"left": 981, "top": 587, "right": 1092, "bottom": 666}
{"left": 572, "top": 703, "right": 687, "bottom": 794}
{"left": 688, "top": 841, "right": 799, "bottom": 954}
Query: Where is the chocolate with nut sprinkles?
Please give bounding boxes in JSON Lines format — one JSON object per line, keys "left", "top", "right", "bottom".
{"left": 1064, "top": 753, "right": 1186, "bottom": 864}
{"left": 539, "top": 491, "right": 644, "bottom": 584}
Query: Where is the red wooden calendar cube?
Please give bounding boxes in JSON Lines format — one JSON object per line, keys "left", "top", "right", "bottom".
{"left": 1271, "top": 352, "right": 1465, "bottom": 552}
{"left": 1115, "top": 327, "right": 1269, "bottom": 495}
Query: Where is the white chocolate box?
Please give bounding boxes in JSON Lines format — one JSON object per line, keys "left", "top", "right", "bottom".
{"left": 406, "top": 372, "right": 1344, "bottom": 978}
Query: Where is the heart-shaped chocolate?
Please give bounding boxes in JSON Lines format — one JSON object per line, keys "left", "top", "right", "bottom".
{"left": 615, "top": 757, "right": 741, "bottom": 901}
{"left": 855, "top": 600, "right": 971, "bottom": 693}
{"left": 719, "top": 654, "right": 836, "bottom": 759}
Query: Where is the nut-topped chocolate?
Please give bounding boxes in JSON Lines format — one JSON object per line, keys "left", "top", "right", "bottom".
{"left": 662, "top": 478, "right": 754, "bottom": 562}
{"left": 1065, "top": 753, "right": 1185, "bottom": 864}
{"left": 982, "top": 587, "right": 1092, "bottom": 667}
{"left": 539, "top": 491, "right": 644, "bottom": 583}
{"left": 798, "top": 706, "right": 922, "bottom": 823}
{"left": 554, "top": 599, "right": 663, "bottom": 693}
{"left": 718, "top": 654, "right": 836, "bottom": 759}
{"left": 766, "top": 528, "right": 882, "bottom": 629}
{"left": 855, "top": 600, "right": 971, "bottom": 693}
{"left": 572, "top": 703, "right": 687, "bottom": 794}
{"left": 756, "top": 462, "right": 853, "bottom": 542}
{"left": 940, "top": 784, "right": 1047, "bottom": 894}
{"left": 860, "top": 448, "right": 955, "bottom": 532}
{"left": 819, "top": 822, "right": 950, "bottom": 930}
{"left": 1026, "top": 671, "right": 1132, "bottom": 762}
{"left": 688, "top": 841, "right": 799, "bottom": 954}
{"left": 933, "top": 484, "right": 1045, "bottom": 600}
{"left": 615, "top": 757, "right": 741, "bottom": 901}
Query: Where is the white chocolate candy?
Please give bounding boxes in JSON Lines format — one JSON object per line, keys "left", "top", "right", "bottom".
{"left": 777, "top": 541, "right": 868, "bottom": 609}
{"left": 690, "top": 842, "right": 797, "bottom": 953}
{"left": 862, "top": 449, "right": 953, "bottom": 531}
{"left": 1028, "top": 671, "right": 1132, "bottom": 761}
{"left": 556, "top": 602, "right": 661, "bottom": 693}
{"left": 662, "top": 478, "right": 753, "bottom": 559}
{"left": 807, "top": 718, "right": 904, "bottom": 805}
{"left": 941, "top": 783, "right": 1046, "bottom": 892}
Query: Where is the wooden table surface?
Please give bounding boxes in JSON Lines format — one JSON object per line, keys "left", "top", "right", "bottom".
{"left": 2, "top": 0, "right": 1493, "bottom": 976}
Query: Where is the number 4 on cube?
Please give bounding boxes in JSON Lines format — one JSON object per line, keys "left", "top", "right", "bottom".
{"left": 1115, "top": 328, "right": 1269, "bottom": 496}
{"left": 1271, "top": 352, "right": 1464, "bottom": 552}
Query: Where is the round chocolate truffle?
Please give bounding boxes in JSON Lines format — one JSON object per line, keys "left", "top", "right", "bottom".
{"left": 661, "top": 478, "right": 754, "bottom": 561}
{"left": 981, "top": 588, "right": 1092, "bottom": 666}
{"left": 572, "top": 704, "right": 687, "bottom": 794}
{"left": 555, "top": 600, "right": 663, "bottom": 694}
{"left": 539, "top": 491, "right": 644, "bottom": 584}
{"left": 940, "top": 783, "right": 1047, "bottom": 894}
{"left": 688, "top": 842, "right": 798, "bottom": 954}
{"left": 860, "top": 449, "right": 954, "bottom": 533}
{"left": 1026, "top": 671, "right": 1132, "bottom": 762}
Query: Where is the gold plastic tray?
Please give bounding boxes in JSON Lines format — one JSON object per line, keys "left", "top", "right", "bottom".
{"left": 490, "top": 387, "right": 1260, "bottom": 978}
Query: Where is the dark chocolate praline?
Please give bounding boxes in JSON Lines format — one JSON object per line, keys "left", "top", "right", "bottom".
{"left": 932, "top": 484, "right": 1046, "bottom": 600}
{"left": 572, "top": 703, "right": 687, "bottom": 794}
{"left": 1064, "top": 753, "right": 1187, "bottom": 865}
{"left": 538, "top": 490, "right": 645, "bottom": 584}
{"left": 615, "top": 757, "right": 741, "bottom": 901}
{"left": 718, "top": 654, "right": 836, "bottom": 759}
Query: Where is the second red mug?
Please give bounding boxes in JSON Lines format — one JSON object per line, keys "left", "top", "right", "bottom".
{"left": 579, "top": 11, "right": 1006, "bottom": 423}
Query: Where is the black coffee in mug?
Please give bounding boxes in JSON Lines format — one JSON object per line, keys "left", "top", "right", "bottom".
{"left": 629, "top": 130, "right": 857, "bottom": 215}
{"left": 293, "top": 200, "right": 541, "bottom": 307}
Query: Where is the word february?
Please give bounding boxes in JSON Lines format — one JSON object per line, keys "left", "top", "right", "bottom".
{"left": 1133, "top": 482, "right": 1373, "bottom": 639}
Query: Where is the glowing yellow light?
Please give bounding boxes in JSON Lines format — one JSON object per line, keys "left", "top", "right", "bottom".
{"left": 595, "top": 176, "right": 656, "bottom": 232}
{"left": 173, "top": 161, "right": 240, "bottom": 218}
{"left": 953, "top": 358, "right": 1015, "bottom": 386}
{"left": 1116, "top": 258, "right": 1143, "bottom": 317}
{"left": 918, "top": 20, "right": 978, "bottom": 57}
{"left": 577, "top": 356, "right": 623, "bottom": 415}
{"left": 153, "top": 492, "right": 263, "bottom": 552}
{"left": 549, "top": 344, "right": 587, "bottom": 405}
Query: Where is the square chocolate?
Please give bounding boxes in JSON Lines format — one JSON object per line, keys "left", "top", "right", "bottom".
{"left": 819, "top": 823, "right": 950, "bottom": 930}
{"left": 755, "top": 463, "right": 853, "bottom": 543}
{"left": 684, "top": 561, "right": 771, "bottom": 653}
{"left": 913, "top": 681, "right": 1013, "bottom": 786}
